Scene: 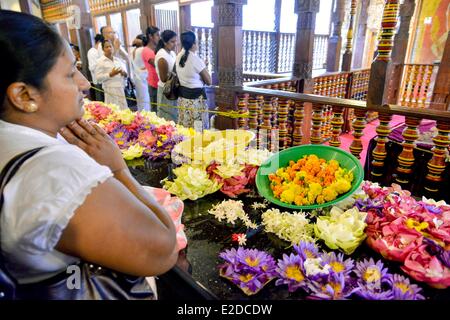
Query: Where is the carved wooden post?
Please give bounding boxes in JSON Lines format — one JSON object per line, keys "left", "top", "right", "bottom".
{"left": 140, "top": 0, "right": 157, "bottom": 32}
{"left": 394, "top": 116, "right": 420, "bottom": 188}
{"left": 213, "top": 0, "right": 247, "bottom": 129}
{"left": 326, "top": 0, "right": 346, "bottom": 72}
{"left": 430, "top": 32, "right": 450, "bottom": 111}
{"left": 425, "top": 122, "right": 450, "bottom": 199}
{"left": 294, "top": 0, "right": 320, "bottom": 144}
{"left": 367, "top": 0, "right": 400, "bottom": 107}
{"left": 72, "top": 0, "right": 94, "bottom": 81}
{"left": 329, "top": 106, "right": 344, "bottom": 147}
{"left": 371, "top": 113, "right": 392, "bottom": 181}
{"left": 386, "top": 0, "right": 416, "bottom": 104}
{"left": 349, "top": 109, "right": 367, "bottom": 159}
{"left": 352, "top": 0, "right": 370, "bottom": 69}
{"left": 179, "top": 3, "right": 192, "bottom": 32}
{"left": 342, "top": 0, "right": 357, "bottom": 71}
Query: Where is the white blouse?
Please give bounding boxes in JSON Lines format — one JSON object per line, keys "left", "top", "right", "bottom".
{"left": 0, "top": 120, "right": 112, "bottom": 284}
{"left": 95, "top": 55, "right": 127, "bottom": 88}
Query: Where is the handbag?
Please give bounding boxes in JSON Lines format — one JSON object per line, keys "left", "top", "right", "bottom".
{"left": 0, "top": 148, "right": 154, "bottom": 300}
{"left": 163, "top": 63, "right": 180, "bottom": 101}
{"left": 124, "top": 77, "right": 138, "bottom": 111}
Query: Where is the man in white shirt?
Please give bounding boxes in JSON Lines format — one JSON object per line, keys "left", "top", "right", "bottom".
{"left": 99, "top": 26, "right": 129, "bottom": 67}
{"left": 87, "top": 34, "right": 104, "bottom": 101}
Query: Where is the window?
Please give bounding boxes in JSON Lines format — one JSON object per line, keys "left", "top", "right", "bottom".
{"left": 280, "top": 0, "right": 297, "bottom": 33}
{"left": 191, "top": 0, "right": 214, "bottom": 27}
{"left": 110, "top": 12, "right": 125, "bottom": 45}
{"left": 95, "top": 16, "right": 107, "bottom": 33}
{"left": 315, "top": 0, "right": 332, "bottom": 35}
{"left": 126, "top": 8, "right": 142, "bottom": 49}
{"left": 243, "top": 0, "right": 276, "bottom": 31}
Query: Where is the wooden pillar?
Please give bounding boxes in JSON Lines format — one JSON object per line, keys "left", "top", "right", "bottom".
{"left": 140, "top": 0, "right": 157, "bottom": 33}
{"left": 179, "top": 3, "right": 192, "bottom": 33}
{"left": 352, "top": 0, "right": 369, "bottom": 69}
{"left": 342, "top": 0, "right": 357, "bottom": 71}
{"left": 326, "top": 0, "right": 346, "bottom": 72}
{"left": 72, "top": 0, "right": 94, "bottom": 81}
{"left": 430, "top": 31, "right": 450, "bottom": 111}
{"left": 293, "top": 0, "right": 320, "bottom": 143}
{"left": 19, "top": 0, "right": 32, "bottom": 14}
{"left": 213, "top": 0, "right": 247, "bottom": 129}
{"left": 386, "top": 0, "right": 416, "bottom": 104}
{"left": 367, "top": 0, "right": 400, "bottom": 107}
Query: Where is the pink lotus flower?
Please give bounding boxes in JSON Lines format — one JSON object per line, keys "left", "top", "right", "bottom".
{"left": 103, "top": 121, "right": 120, "bottom": 134}
{"left": 155, "top": 124, "right": 175, "bottom": 135}
{"left": 402, "top": 245, "right": 450, "bottom": 289}
{"left": 366, "top": 217, "right": 423, "bottom": 262}
{"left": 87, "top": 103, "right": 112, "bottom": 121}
{"left": 138, "top": 130, "right": 157, "bottom": 147}
{"left": 243, "top": 165, "right": 258, "bottom": 185}
{"left": 221, "top": 175, "right": 251, "bottom": 198}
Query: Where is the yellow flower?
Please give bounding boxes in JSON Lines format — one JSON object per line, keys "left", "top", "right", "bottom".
{"left": 121, "top": 143, "right": 144, "bottom": 160}
{"left": 116, "top": 109, "right": 135, "bottom": 125}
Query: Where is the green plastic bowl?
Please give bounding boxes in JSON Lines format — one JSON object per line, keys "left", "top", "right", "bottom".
{"left": 255, "top": 145, "right": 364, "bottom": 210}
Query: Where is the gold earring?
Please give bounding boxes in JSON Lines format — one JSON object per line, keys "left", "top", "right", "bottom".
{"left": 25, "top": 102, "right": 38, "bottom": 113}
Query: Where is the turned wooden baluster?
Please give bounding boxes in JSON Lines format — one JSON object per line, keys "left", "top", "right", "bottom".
{"left": 330, "top": 106, "right": 344, "bottom": 147}
{"left": 293, "top": 102, "right": 304, "bottom": 146}
{"left": 238, "top": 94, "right": 249, "bottom": 129}
{"left": 416, "top": 65, "right": 425, "bottom": 108}
{"left": 248, "top": 97, "right": 259, "bottom": 131}
{"left": 371, "top": 113, "right": 393, "bottom": 181}
{"left": 394, "top": 116, "right": 421, "bottom": 187}
{"left": 421, "top": 65, "right": 433, "bottom": 108}
{"left": 258, "top": 97, "right": 273, "bottom": 150}
{"left": 326, "top": 106, "right": 333, "bottom": 139}
{"left": 410, "top": 65, "right": 419, "bottom": 107}
{"left": 349, "top": 109, "right": 367, "bottom": 159}
{"left": 311, "top": 104, "right": 324, "bottom": 144}
{"left": 424, "top": 122, "right": 450, "bottom": 198}
{"left": 401, "top": 65, "right": 413, "bottom": 106}
{"left": 286, "top": 100, "right": 295, "bottom": 146}
{"left": 278, "top": 99, "right": 289, "bottom": 150}
{"left": 271, "top": 97, "right": 279, "bottom": 128}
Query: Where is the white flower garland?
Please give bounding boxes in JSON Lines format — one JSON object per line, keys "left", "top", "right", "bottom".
{"left": 261, "top": 208, "right": 315, "bottom": 245}
{"left": 208, "top": 200, "right": 258, "bottom": 229}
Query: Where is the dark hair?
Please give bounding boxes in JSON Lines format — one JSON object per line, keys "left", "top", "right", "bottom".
{"left": 134, "top": 34, "right": 148, "bottom": 47}
{"left": 101, "top": 39, "right": 112, "bottom": 50}
{"left": 179, "top": 31, "right": 196, "bottom": 68}
{"left": 146, "top": 26, "right": 160, "bottom": 37}
{"left": 94, "top": 34, "right": 104, "bottom": 43}
{"left": 0, "top": 10, "right": 65, "bottom": 110}
{"left": 100, "top": 26, "right": 107, "bottom": 35}
{"left": 70, "top": 43, "right": 79, "bottom": 52}
{"left": 155, "top": 30, "right": 177, "bottom": 54}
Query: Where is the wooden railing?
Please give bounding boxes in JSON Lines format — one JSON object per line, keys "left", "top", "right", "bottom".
{"left": 243, "top": 72, "right": 290, "bottom": 83}
{"left": 222, "top": 86, "right": 450, "bottom": 200}
{"left": 192, "top": 27, "right": 329, "bottom": 75}
{"left": 41, "top": 0, "right": 73, "bottom": 22}
{"left": 193, "top": 27, "right": 214, "bottom": 73}
{"left": 399, "top": 63, "right": 440, "bottom": 108}
{"left": 88, "top": 0, "right": 140, "bottom": 15}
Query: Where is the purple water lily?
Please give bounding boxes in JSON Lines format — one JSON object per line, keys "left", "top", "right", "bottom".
{"left": 307, "top": 272, "right": 359, "bottom": 300}
{"left": 322, "top": 252, "right": 354, "bottom": 276}
{"left": 275, "top": 253, "right": 309, "bottom": 292}
{"left": 388, "top": 274, "right": 425, "bottom": 300}
{"left": 294, "top": 241, "right": 321, "bottom": 262}
{"left": 353, "top": 258, "right": 393, "bottom": 300}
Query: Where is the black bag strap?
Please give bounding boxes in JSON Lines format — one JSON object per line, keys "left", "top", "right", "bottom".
{"left": 0, "top": 147, "right": 44, "bottom": 282}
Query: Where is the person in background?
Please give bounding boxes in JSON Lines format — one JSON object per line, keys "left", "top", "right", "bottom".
{"left": 99, "top": 26, "right": 129, "bottom": 73}
{"left": 176, "top": 31, "right": 212, "bottom": 129}
{"left": 96, "top": 40, "right": 128, "bottom": 110}
{"left": 87, "top": 34, "right": 104, "bottom": 102}
{"left": 131, "top": 34, "right": 150, "bottom": 111}
{"left": 155, "top": 30, "right": 178, "bottom": 122}
{"left": 70, "top": 43, "right": 82, "bottom": 71}
{"left": 142, "top": 26, "right": 160, "bottom": 113}
{"left": 0, "top": 10, "right": 177, "bottom": 298}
